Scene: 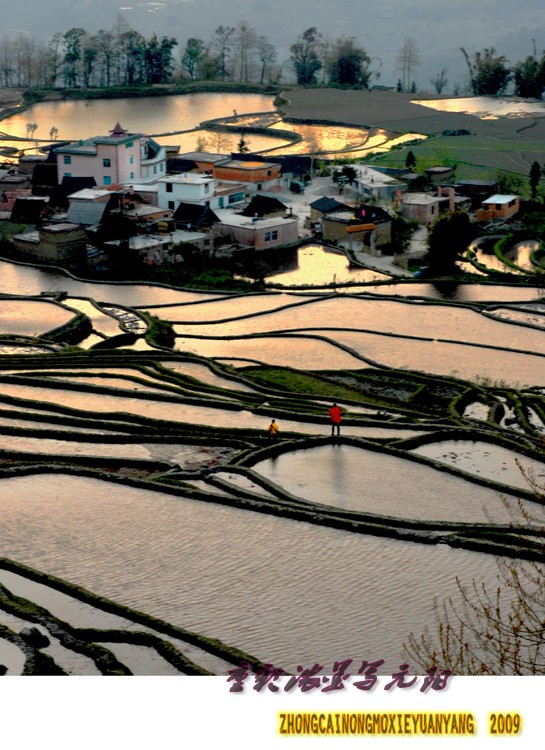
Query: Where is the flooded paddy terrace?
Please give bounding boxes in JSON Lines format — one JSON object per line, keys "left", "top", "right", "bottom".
{"left": 1, "top": 258, "right": 544, "bottom": 674}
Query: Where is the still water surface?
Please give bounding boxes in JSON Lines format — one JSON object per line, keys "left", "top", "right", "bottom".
{"left": 254, "top": 444, "right": 523, "bottom": 523}
{"left": 0, "top": 473, "right": 502, "bottom": 671}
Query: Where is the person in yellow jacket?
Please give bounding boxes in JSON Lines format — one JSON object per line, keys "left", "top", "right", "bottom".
{"left": 266, "top": 418, "right": 279, "bottom": 439}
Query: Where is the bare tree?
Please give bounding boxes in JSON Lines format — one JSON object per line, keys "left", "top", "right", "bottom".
{"left": 232, "top": 22, "right": 258, "bottom": 82}
{"left": 396, "top": 38, "right": 420, "bottom": 92}
{"left": 0, "top": 35, "right": 15, "bottom": 86}
{"left": 208, "top": 130, "right": 232, "bottom": 153}
{"left": 430, "top": 68, "right": 448, "bottom": 94}
{"left": 212, "top": 25, "right": 236, "bottom": 81}
{"left": 95, "top": 29, "right": 115, "bottom": 87}
{"left": 256, "top": 36, "right": 277, "bottom": 84}
{"left": 406, "top": 465, "right": 545, "bottom": 675}
{"left": 195, "top": 135, "right": 208, "bottom": 152}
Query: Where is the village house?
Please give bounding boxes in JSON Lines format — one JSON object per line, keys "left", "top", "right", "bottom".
{"left": 241, "top": 194, "right": 288, "bottom": 219}
{"left": 424, "top": 166, "right": 456, "bottom": 185}
{"left": 12, "top": 222, "right": 86, "bottom": 264}
{"left": 355, "top": 166, "right": 406, "bottom": 201}
{"left": 169, "top": 152, "right": 229, "bottom": 174}
{"left": 455, "top": 179, "right": 498, "bottom": 209}
{"left": 103, "top": 228, "right": 212, "bottom": 267}
{"left": 476, "top": 194, "right": 520, "bottom": 222}
{"left": 53, "top": 123, "right": 166, "bottom": 188}
{"left": 400, "top": 187, "right": 469, "bottom": 224}
{"left": 212, "top": 160, "right": 282, "bottom": 193}
{"left": 213, "top": 210, "right": 298, "bottom": 250}
{"left": 156, "top": 174, "right": 246, "bottom": 212}
{"left": 309, "top": 196, "right": 352, "bottom": 223}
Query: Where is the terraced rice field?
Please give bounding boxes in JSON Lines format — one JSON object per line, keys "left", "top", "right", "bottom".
{"left": 1, "top": 257, "right": 544, "bottom": 676}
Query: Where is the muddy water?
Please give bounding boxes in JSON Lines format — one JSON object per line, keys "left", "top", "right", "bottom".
{"left": 177, "top": 328, "right": 545, "bottom": 385}
{"left": 412, "top": 440, "right": 545, "bottom": 492}
{"left": 253, "top": 444, "right": 521, "bottom": 523}
{"left": 0, "top": 473, "right": 502, "bottom": 671}
{"left": 486, "top": 308, "right": 545, "bottom": 329}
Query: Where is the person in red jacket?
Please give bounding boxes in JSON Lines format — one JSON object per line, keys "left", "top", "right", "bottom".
{"left": 329, "top": 403, "right": 342, "bottom": 437}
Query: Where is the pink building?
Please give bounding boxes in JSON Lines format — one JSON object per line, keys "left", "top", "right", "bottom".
{"left": 54, "top": 123, "right": 146, "bottom": 188}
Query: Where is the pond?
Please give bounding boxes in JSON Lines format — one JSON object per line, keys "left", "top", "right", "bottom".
{"left": 0, "top": 93, "right": 275, "bottom": 144}
{"left": 0, "top": 92, "right": 393, "bottom": 157}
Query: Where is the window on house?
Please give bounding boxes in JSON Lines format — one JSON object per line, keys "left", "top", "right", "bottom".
{"left": 264, "top": 232, "right": 271, "bottom": 242}
{"left": 257, "top": 183, "right": 262, "bottom": 190}
{"left": 267, "top": 170, "right": 271, "bottom": 176}
{"left": 130, "top": 172, "right": 134, "bottom": 180}
{"left": 166, "top": 183, "right": 173, "bottom": 193}
{"left": 104, "top": 176, "right": 112, "bottom": 185}
{"left": 496, "top": 204, "right": 502, "bottom": 210}
{"left": 125, "top": 141, "right": 133, "bottom": 149}
{"left": 130, "top": 155, "right": 134, "bottom": 164}
{"left": 153, "top": 165, "right": 157, "bottom": 174}
{"left": 271, "top": 230, "right": 278, "bottom": 240}
{"left": 168, "top": 200, "right": 175, "bottom": 210}
{"left": 103, "top": 158, "right": 111, "bottom": 167}
{"left": 160, "top": 163, "right": 164, "bottom": 171}
{"left": 63, "top": 155, "right": 71, "bottom": 165}
{"left": 218, "top": 197, "right": 224, "bottom": 208}
{"left": 64, "top": 172, "right": 72, "bottom": 177}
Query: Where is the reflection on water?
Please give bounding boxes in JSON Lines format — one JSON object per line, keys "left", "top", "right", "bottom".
{"left": 413, "top": 96, "right": 545, "bottom": 119}
{"left": 254, "top": 444, "right": 522, "bottom": 522}
{"left": 412, "top": 440, "right": 545, "bottom": 491}
{"left": 265, "top": 244, "right": 389, "bottom": 286}
{"left": 0, "top": 260, "right": 221, "bottom": 307}
{"left": 319, "top": 329, "right": 544, "bottom": 386}
{"left": 0, "top": 258, "right": 540, "bottom": 306}
{"left": 0, "top": 473, "right": 502, "bottom": 671}
{"left": 506, "top": 241, "right": 539, "bottom": 272}
{"left": 269, "top": 121, "right": 370, "bottom": 154}
{"left": 0, "top": 299, "right": 72, "bottom": 335}
{"left": 0, "top": 93, "right": 275, "bottom": 142}
{"left": 172, "top": 296, "right": 545, "bottom": 356}
{"left": 0, "top": 92, "right": 426, "bottom": 159}
{"left": 467, "top": 238, "right": 539, "bottom": 276}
